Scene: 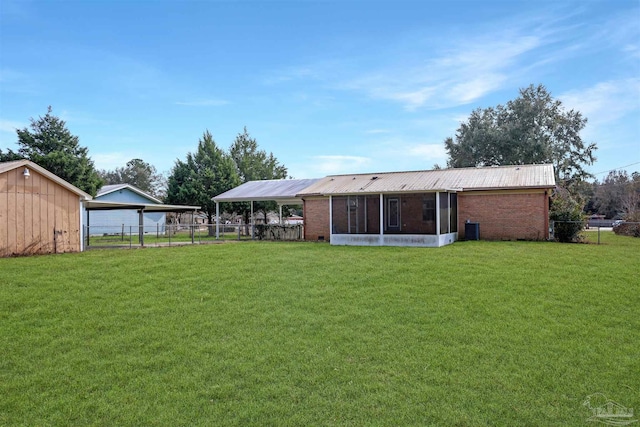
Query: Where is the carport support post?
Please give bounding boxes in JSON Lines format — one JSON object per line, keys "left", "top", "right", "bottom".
{"left": 86, "top": 210, "right": 90, "bottom": 248}
{"left": 279, "top": 204, "right": 283, "bottom": 224}
{"left": 139, "top": 208, "right": 145, "bottom": 246}
{"left": 191, "top": 210, "right": 195, "bottom": 244}
{"left": 216, "top": 202, "right": 220, "bottom": 239}
{"left": 251, "top": 201, "right": 254, "bottom": 239}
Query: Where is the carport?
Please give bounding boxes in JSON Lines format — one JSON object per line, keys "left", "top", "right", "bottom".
{"left": 83, "top": 200, "right": 200, "bottom": 246}
{"left": 212, "top": 178, "right": 320, "bottom": 239}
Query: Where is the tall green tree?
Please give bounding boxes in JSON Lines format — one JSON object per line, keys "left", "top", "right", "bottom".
{"left": 229, "top": 127, "right": 288, "bottom": 182}
{"left": 166, "top": 131, "right": 239, "bottom": 233}
{"left": 0, "top": 148, "right": 22, "bottom": 162}
{"left": 229, "top": 127, "right": 288, "bottom": 223}
{"left": 444, "top": 85, "right": 597, "bottom": 192}
{"left": 99, "top": 158, "right": 165, "bottom": 198}
{"left": 12, "top": 106, "right": 103, "bottom": 196}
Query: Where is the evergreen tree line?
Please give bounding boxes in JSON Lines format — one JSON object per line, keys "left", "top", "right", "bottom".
{"left": 0, "top": 108, "right": 288, "bottom": 228}
{"left": 3, "top": 89, "right": 638, "bottom": 242}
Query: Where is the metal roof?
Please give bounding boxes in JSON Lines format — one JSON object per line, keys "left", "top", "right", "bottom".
{"left": 84, "top": 200, "right": 200, "bottom": 212}
{"left": 213, "top": 178, "right": 321, "bottom": 204}
{"left": 297, "top": 164, "right": 556, "bottom": 196}
{"left": 0, "top": 160, "right": 93, "bottom": 200}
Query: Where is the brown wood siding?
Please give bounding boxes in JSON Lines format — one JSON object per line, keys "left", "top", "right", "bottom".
{"left": 0, "top": 170, "right": 8, "bottom": 256}
{"left": 0, "top": 167, "right": 82, "bottom": 257}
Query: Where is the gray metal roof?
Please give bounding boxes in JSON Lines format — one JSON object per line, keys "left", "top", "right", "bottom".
{"left": 297, "top": 164, "right": 556, "bottom": 196}
{"left": 213, "top": 178, "right": 321, "bottom": 204}
{"left": 84, "top": 200, "right": 200, "bottom": 212}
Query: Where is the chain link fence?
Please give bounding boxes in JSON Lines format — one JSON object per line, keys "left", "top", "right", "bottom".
{"left": 85, "top": 223, "right": 304, "bottom": 249}
{"left": 551, "top": 220, "right": 640, "bottom": 244}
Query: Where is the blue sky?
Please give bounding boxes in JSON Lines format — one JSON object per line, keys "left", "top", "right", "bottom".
{"left": 1, "top": 0, "right": 639, "bottom": 180}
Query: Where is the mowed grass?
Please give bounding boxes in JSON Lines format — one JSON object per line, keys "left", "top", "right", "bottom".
{"left": 1, "top": 233, "right": 638, "bottom": 426}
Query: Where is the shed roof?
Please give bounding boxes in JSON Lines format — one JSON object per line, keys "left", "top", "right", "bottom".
{"left": 97, "top": 184, "right": 163, "bottom": 204}
{"left": 213, "top": 178, "right": 321, "bottom": 205}
{"left": 297, "top": 164, "right": 556, "bottom": 196}
{"left": 0, "top": 160, "right": 93, "bottom": 200}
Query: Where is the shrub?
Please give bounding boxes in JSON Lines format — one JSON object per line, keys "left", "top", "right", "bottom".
{"left": 550, "top": 187, "right": 586, "bottom": 243}
{"left": 613, "top": 213, "right": 640, "bottom": 237}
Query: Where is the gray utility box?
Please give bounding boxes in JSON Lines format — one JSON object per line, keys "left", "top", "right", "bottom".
{"left": 465, "top": 222, "right": 480, "bottom": 240}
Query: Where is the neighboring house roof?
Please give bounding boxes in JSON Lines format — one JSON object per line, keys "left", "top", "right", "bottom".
{"left": 0, "top": 160, "right": 92, "bottom": 200}
{"left": 297, "top": 164, "right": 556, "bottom": 196}
{"left": 213, "top": 178, "right": 321, "bottom": 204}
{"left": 96, "top": 183, "right": 162, "bottom": 204}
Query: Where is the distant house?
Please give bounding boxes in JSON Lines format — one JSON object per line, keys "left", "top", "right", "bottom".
{"left": 214, "top": 164, "right": 556, "bottom": 247}
{"left": 285, "top": 215, "right": 304, "bottom": 225}
{"left": 88, "top": 184, "right": 165, "bottom": 235}
{"left": 0, "top": 160, "right": 91, "bottom": 256}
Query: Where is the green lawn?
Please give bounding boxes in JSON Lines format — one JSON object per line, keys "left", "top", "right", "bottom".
{"left": 1, "top": 233, "right": 638, "bottom": 425}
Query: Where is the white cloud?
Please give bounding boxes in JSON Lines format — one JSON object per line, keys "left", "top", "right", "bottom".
{"left": 559, "top": 78, "right": 640, "bottom": 125}
{"left": 407, "top": 144, "right": 447, "bottom": 160}
{"left": 447, "top": 74, "right": 507, "bottom": 105}
{"left": 92, "top": 152, "right": 140, "bottom": 170}
{"left": 0, "top": 119, "right": 23, "bottom": 133}
{"left": 175, "top": 99, "right": 229, "bottom": 107}
{"left": 623, "top": 44, "right": 640, "bottom": 58}
{"left": 558, "top": 78, "right": 640, "bottom": 151}
{"left": 335, "top": 31, "right": 546, "bottom": 111}
{"left": 310, "top": 155, "right": 371, "bottom": 175}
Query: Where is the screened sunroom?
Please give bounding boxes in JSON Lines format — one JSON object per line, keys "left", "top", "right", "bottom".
{"left": 328, "top": 191, "right": 458, "bottom": 247}
{"left": 295, "top": 169, "right": 465, "bottom": 247}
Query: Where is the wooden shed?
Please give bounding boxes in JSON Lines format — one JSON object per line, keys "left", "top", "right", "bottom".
{"left": 0, "top": 160, "right": 91, "bottom": 257}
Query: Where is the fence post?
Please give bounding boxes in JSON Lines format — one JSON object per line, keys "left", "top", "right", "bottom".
{"left": 129, "top": 226, "right": 132, "bottom": 248}
{"left": 122, "top": 224, "right": 124, "bottom": 241}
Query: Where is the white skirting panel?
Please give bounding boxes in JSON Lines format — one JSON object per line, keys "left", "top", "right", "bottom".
{"left": 330, "top": 233, "right": 458, "bottom": 247}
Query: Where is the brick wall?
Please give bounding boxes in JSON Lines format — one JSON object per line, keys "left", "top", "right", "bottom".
{"left": 458, "top": 190, "right": 550, "bottom": 241}
{"left": 391, "top": 193, "right": 437, "bottom": 234}
{"left": 303, "top": 197, "right": 330, "bottom": 241}
{"left": 304, "top": 190, "right": 551, "bottom": 243}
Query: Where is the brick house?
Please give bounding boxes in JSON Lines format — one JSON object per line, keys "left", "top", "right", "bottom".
{"left": 213, "top": 164, "right": 555, "bottom": 247}
{"left": 298, "top": 164, "right": 555, "bottom": 247}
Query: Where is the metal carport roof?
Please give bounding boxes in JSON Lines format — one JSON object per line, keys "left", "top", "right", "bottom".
{"left": 84, "top": 200, "right": 200, "bottom": 212}
{"left": 212, "top": 178, "right": 321, "bottom": 205}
